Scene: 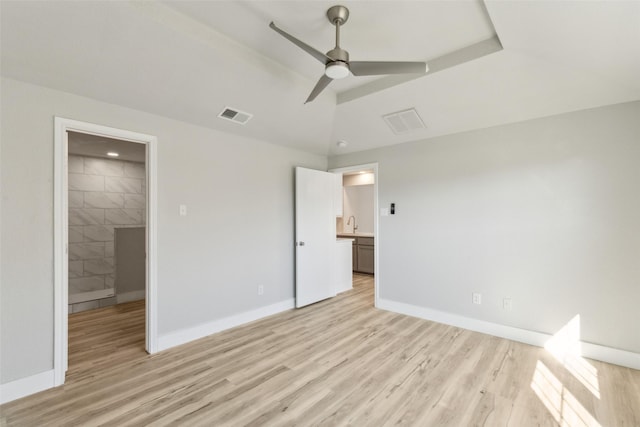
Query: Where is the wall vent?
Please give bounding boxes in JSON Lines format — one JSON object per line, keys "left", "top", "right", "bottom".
{"left": 218, "top": 107, "right": 253, "bottom": 125}
{"left": 382, "top": 108, "right": 426, "bottom": 134}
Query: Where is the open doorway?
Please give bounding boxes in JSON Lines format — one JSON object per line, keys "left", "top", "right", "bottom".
{"left": 67, "top": 132, "right": 147, "bottom": 312}
{"left": 54, "top": 118, "right": 158, "bottom": 386}
{"left": 330, "top": 164, "right": 379, "bottom": 307}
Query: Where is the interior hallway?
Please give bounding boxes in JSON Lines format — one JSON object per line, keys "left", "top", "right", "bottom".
{"left": 2, "top": 274, "right": 639, "bottom": 426}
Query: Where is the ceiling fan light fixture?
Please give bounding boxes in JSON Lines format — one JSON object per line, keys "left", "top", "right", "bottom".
{"left": 325, "top": 62, "right": 350, "bottom": 79}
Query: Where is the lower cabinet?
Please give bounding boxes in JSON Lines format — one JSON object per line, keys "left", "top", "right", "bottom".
{"left": 352, "top": 236, "right": 374, "bottom": 274}
{"left": 357, "top": 245, "right": 374, "bottom": 274}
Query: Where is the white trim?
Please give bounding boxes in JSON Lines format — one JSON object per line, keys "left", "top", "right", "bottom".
{"left": 53, "top": 117, "right": 159, "bottom": 388}
{"left": 53, "top": 119, "right": 68, "bottom": 385}
{"left": 157, "top": 299, "right": 295, "bottom": 352}
{"left": 328, "top": 163, "right": 379, "bottom": 307}
{"left": 378, "top": 298, "right": 640, "bottom": 370}
{"left": 0, "top": 370, "right": 55, "bottom": 404}
{"left": 68, "top": 289, "right": 115, "bottom": 304}
{"left": 116, "top": 290, "right": 146, "bottom": 304}
{"left": 146, "top": 130, "right": 159, "bottom": 354}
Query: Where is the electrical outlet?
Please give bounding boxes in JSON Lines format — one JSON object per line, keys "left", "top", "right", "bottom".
{"left": 503, "top": 298, "right": 512, "bottom": 311}
{"left": 472, "top": 293, "right": 482, "bottom": 305}
{"left": 257, "top": 285, "right": 264, "bottom": 295}
{"left": 179, "top": 204, "right": 187, "bottom": 216}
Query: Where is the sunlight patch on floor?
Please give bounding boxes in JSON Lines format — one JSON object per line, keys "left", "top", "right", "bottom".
{"left": 544, "top": 315, "right": 600, "bottom": 398}
{"left": 531, "top": 360, "right": 601, "bottom": 427}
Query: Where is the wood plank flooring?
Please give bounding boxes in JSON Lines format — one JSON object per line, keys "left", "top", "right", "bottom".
{"left": 2, "top": 274, "right": 639, "bottom": 426}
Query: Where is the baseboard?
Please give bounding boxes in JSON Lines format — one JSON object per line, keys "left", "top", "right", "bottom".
{"left": 377, "top": 298, "right": 640, "bottom": 370}
{"left": 157, "top": 299, "right": 295, "bottom": 352}
{"left": 116, "top": 290, "right": 145, "bottom": 304}
{"left": 68, "top": 288, "right": 114, "bottom": 304}
{"left": 0, "top": 370, "right": 55, "bottom": 404}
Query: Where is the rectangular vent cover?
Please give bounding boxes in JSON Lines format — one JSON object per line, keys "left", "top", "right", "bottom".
{"left": 218, "top": 107, "right": 253, "bottom": 125}
{"left": 382, "top": 108, "right": 426, "bottom": 134}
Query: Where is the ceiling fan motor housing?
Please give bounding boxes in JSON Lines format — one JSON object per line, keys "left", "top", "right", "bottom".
{"left": 326, "top": 47, "right": 349, "bottom": 63}
{"left": 325, "top": 47, "right": 350, "bottom": 79}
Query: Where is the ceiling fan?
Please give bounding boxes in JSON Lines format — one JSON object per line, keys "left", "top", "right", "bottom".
{"left": 269, "top": 5, "right": 428, "bottom": 103}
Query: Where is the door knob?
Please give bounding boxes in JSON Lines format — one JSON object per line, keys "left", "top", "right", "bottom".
{"left": 298, "top": 241, "right": 305, "bottom": 246}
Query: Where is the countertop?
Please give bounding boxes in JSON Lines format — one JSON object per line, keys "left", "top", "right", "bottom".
{"left": 337, "top": 232, "right": 374, "bottom": 238}
{"left": 336, "top": 237, "right": 355, "bottom": 243}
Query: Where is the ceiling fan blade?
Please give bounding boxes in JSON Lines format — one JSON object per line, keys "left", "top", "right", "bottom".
{"left": 349, "top": 61, "right": 428, "bottom": 76}
{"left": 269, "top": 22, "right": 331, "bottom": 65}
{"left": 305, "top": 74, "right": 333, "bottom": 104}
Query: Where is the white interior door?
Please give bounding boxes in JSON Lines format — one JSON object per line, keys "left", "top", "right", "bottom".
{"left": 295, "top": 167, "right": 336, "bottom": 308}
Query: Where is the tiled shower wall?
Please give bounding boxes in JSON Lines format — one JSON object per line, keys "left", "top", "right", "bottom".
{"left": 68, "top": 155, "right": 145, "bottom": 311}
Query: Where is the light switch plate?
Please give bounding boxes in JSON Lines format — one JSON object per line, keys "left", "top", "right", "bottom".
{"left": 179, "top": 204, "right": 187, "bottom": 216}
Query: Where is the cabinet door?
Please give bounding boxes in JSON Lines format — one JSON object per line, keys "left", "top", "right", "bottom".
{"left": 357, "top": 245, "right": 374, "bottom": 274}
{"left": 352, "top": 242, "right": 357, "bottom": 271}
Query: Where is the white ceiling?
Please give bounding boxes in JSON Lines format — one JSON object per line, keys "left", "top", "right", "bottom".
{"left": 2, "top": 1, "right": 639, "bottom": 156}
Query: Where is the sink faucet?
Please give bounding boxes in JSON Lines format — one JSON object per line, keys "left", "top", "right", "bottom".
{"left": 347, "top": 215, "right": 358, "bottom": 233}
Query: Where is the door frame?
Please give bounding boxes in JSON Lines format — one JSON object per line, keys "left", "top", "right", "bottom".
{"left": 328, "top": 163, "right": 379, "bottom": 307}
{"left": 53, "top": 117, "right": 158, "bottom": 386}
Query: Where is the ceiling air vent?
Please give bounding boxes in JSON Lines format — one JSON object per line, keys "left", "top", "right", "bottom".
{"left": 382, "top": 108, "right": 426, "bottom": 135}
{"left": 217, "top": 107, "right": 253, "bottom": 125}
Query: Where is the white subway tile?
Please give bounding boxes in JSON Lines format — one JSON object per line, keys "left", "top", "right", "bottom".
{"left": 68, "top": 191, "right": 84, "bottom": 208}
{"left": 68, "top": 260, "right": 84, "bottom": 278}
{"left": 124, "top": 161, "right": 145, "bottom": 178}
{"left": 105, "top": 274, "right": 115, "bottom": 289}
{"left": 124, "top": 194, "right": 145, "bottom": 209}
{"left": 68, "top": 155, "right": 84, "bottom": 173}
{"left": 69, "top": 174, "right": 104, "bottom": 191}
{"left": 84, "top": 192, "right": 124, "bottom": 209}
{"left": 105, "top": 176, "right": 142, "bottom": 194}
{"left": 69, "top": 208, "right": 104, "bottom": 225}
{"left": 84, "top": 258, "right": 114, "bottom": 275}
{"left": 84, "top": 157, "right": 124, "bottom": 177}
{"left": 69, "top": 276, "right": 104, "bottom": 293}
{"left": 69, "top": 226, "right": 84, "bottom": 243}
{"left": 83, "top": 225, "right": 114, "bottom": 242}
{"left": 68, "top": 242, "right": 104, "bottom": 260}
{"left": 105, "top": 241, "right": 114, "bottom": 257}
{"left": 105, "top": 209, "right": 143, "bottom": 225}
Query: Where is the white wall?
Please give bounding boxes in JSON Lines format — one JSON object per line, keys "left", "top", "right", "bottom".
{"left": 343, "top": 172, "right": 374, "bottom": 186}
{"left": 330, "top": 101, "right": 640, "bottom": 355}
{"left": 343, "top": 185, "right": 374, "bottom": 234}
{"left": 0, "top": 78, "right": 326, "bottom": 384}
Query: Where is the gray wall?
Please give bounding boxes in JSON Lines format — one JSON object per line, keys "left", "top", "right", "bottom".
{"left": 0, "top": 78, "right": 326, "bottom": 384}
{"left": 330, "top": 101, "right": 640, "bottom": 354}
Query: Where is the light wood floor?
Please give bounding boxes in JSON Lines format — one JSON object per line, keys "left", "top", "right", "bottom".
{"left": 2, "top": 274, "right": 639, "bottom": 426}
